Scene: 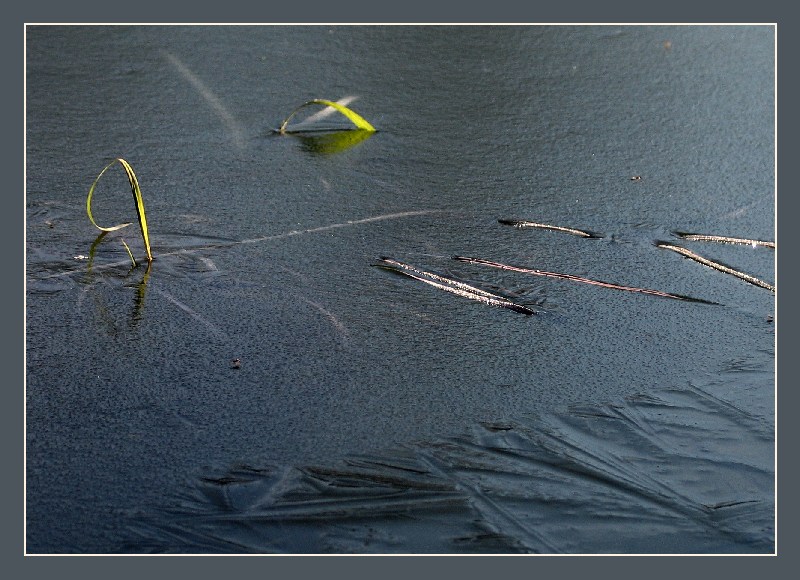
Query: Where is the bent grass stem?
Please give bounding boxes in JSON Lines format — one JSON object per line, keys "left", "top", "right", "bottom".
{"left": 278, "top": 99, "right": 376, "bottom": 134}
{"left": 86, "top": 158, "right": 153, "bottom": 262}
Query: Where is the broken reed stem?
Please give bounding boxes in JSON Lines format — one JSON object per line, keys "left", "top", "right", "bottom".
{"left": 498, "top": 219, "right": 601, "bottom": 238}
{"left": 378, "top": 256, "right": 504, "bottom": 300}
{"left": 674, "top": 232, "right": 775, "bottom": 248}
{"left": 377, "top": 257, "right": 536, "bottom": 315}
{"left": 453, "top": 256, "right": 717, "bottom": 304}
{"left": 655, "top": 242, "right": 775, "bottom": 292}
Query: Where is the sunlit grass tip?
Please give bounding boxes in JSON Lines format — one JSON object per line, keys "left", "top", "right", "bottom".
{"left": 86, "top": 158, "right": 153, "bottom": 262}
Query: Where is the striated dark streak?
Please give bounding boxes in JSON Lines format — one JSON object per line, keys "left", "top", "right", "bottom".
{"left": 453, "top": 256, "right": 717, "bottom": 304}
{"left": 705, "top": 499, "right": 761, "bottom": 511}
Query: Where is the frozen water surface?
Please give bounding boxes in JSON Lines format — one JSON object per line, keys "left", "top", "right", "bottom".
{"left": 25, "top": 25, "right": 775, "bottom": 553}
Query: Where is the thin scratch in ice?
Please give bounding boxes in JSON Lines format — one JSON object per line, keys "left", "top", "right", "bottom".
{"left": 238, "top": 210, "right": 443, "bottom": 245}
{"left": 154, "top": 287, "right": 227, "bottom": 340}
{"left": 300, "top": 297, "right": 349, "bottom": 339}
{"left": 162, "top": 51, "right": 245, "bottom": 149}
{"left": 36, "top": 210, "right": 443, "bottom": 280}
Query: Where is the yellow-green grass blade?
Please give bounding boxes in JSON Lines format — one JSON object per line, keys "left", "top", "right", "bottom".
{"left": 86, "top": 158, "right": 153, "bottom": 262}
{"left": 87, "top": 231, "right": 137, "bottom": 270}
{"left": 87, "top": 230, "right": 109, "bottom": 272}
{"left": 295, "top": 130, "right": 373, "bottom": 154}
{"left": 120, "top": 239, "right": 137, "bottom": 268}
{"left": 279, "top": 99, "right": 376, "bottom": 134}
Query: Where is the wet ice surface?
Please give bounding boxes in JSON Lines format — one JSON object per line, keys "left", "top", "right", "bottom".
{"left": 26, "top": 217, "right": 776, "bottom": 554}
{"left": 25, "top": 26, "right": 775, "bottom": 553}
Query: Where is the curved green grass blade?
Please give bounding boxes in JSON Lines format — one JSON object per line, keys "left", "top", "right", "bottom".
{"left": 86, "top": 158, "right": 153, "bottom": 262}
{"left": 87, "top": 231, "right": 136, "bottom": 270}
{"left": 120, "top": 239, "right": 137, "bottom": 268}
{"left": 279, "top": 99, "right": 376, "bottom": 134}
{"left": 87, "top": 230, "right": 109, "bottom": 272}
